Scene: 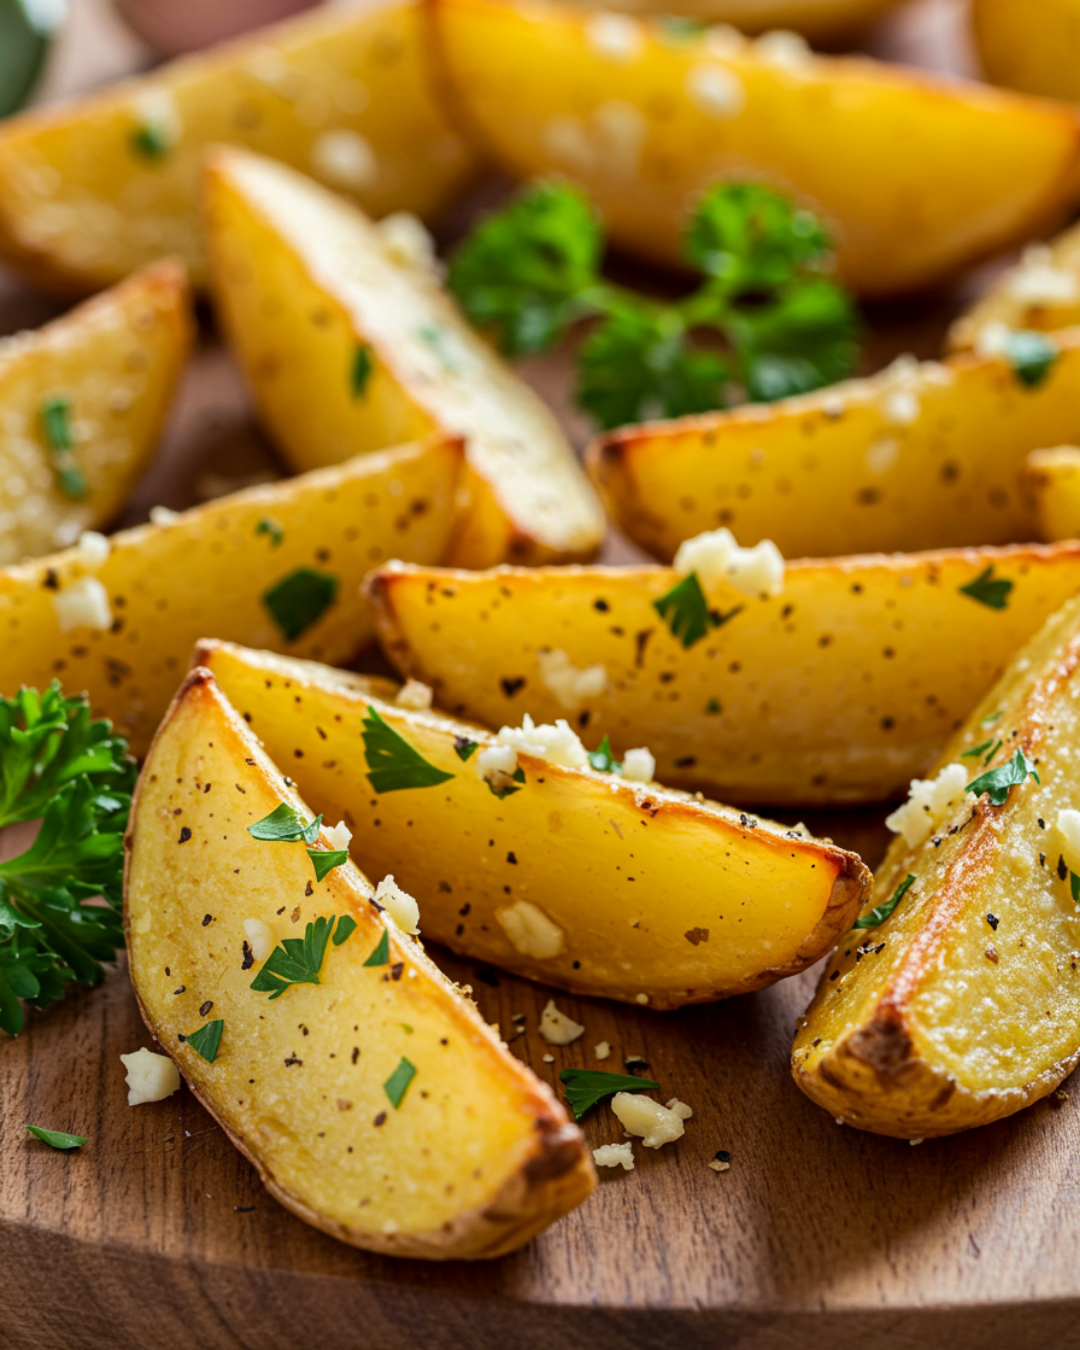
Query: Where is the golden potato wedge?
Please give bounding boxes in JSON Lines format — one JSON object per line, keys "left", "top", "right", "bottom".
{"left": 792, "top": 591, "right": 1080, "bottom": 1138}
{"left": 947, "top": 222, "right": 1080, "bottom": 353}
{"left": 204, "top": 147, "right": 604, "bottom": 568}
{"left": 365, "top": 546, "right": 1080, "bottom": 808}
{"left": 0, "top": 435, "right": 462, "bottom": 756}
{"left": 0, "top": 0, "right": 478, "bottom": 294}
{"left": 125, "top": 667, "right": 593, "bottom": 1256}
{"left": 0, "top": 260, "right": 191, "bottom": 565}
{"left": 588, "top": 332, "right": 1080, "bottom": 561}
{"left": 564, "top": 0, "right": 901, "bottom": 42}
{"left": 194, "top": 640, "right": 871, "bottom": 1007}
{"left": 973, "top": 0, "right": 1080, "bottom": 103}
{"left": 430, "top": 0, "right": 1080, "bottom": 298}
{"left": 1025, "top": 445, "right": 1080, "bottom": 542}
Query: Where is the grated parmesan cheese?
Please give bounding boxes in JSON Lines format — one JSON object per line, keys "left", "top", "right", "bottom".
{"left": 394, "top": 679, "right": 434, "bottom": 711}
{"left": 611, "top": 1092, "right": 688, "bottom": 1147}
{"left": 885, "top": 763, "right": 971, "bottom": 848}
{"left": 674, "top": 526, "right": 784, "bottom": 598}
{"left": 375, "top": 874, "right": 420, "bottom": 935}
{"left": 594, "top": 1040, "right": 612, "bottom": 1060}
{"left": 537, "top": 648, "right": 608, "bottom": 709}
{"left": 496, "top": 900, "right": 565, "bottom": 959}
{"left": 324, "top": 820, "right": 352, "bottom": 852}
{"left": 310, "top": 129, "right": 377, "bottom": 191}
{"left": 495, "top": 713, "right": 589, "bottom": 770}
{"left": 539, "top": 999, "right": 585, "bottom": 1045}
{"left": 243, "top": 917, "right": 277, "bottom": 963}
{"left": 52, "top": 577, "right": 112, "bottom": 633}
{"left": 121, "top": 1047, "right": 181, "bottom": 1106}
{"left": 76, "top": 530, "right": 110, "bottom": 568}
{"left": 593, "top": 1142, "right": 635, "bottom": 1170}
{"left": 621, "top": 747, "right": 655, "bottom": 783}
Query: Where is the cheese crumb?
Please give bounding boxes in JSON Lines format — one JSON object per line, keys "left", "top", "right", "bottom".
{"left": 496, "top": 900, "right": 565, "bottom": 959}
{"left": 394, "top": 679, "right": 433, "bottom": 711}
{"left": 52, "top": 577, "right": 113, "bottom": 633}
{"left": 495, "top": 713, "right": 589, "bottom": 769}
{"left": 375, "top": 874, "right": 420, "bottom": 935}
{"left": 666, "top": 1098, "right": 694, "bottom": 1120}
{"left": 674, "top": 527, "right": 784, "bottom": 598}
{"left": 475, "top": 741, "right": 518, "bottom": 795}
{"left": 537, "top": 648, "right": 608, "bottom": 709}
{"left": 377, "top": 212, "right": 441, "bottom": 276}
{"left": 974, "top": 320, "right": 1013, "bottom": 359}
{"left": 244, "top": 918, "right": 277, "bottom": 963}
{"left": 149, "top": 505, "right": 181, "bottom": 527}
{"left": 594, "top": 1040, "right": 612, "bottom": 1060}
{"left": 754, "top": 29, "right": 811, "bottom": 69}
{"left": 709, "top": 1156, "right": 731, "bottom": 1173}
{"left": 1008, "top": 245, "right": 1080, "bottom": 306}
{"left": 539, "top": 999, "right": 585, "bottom": 1045}
{"left": 621, "top": 747, "right": 655, "bottom": 783}
{"left": 882, "top": 389, "right": 919, "bottom": 427}
{"left": 635, "top": 992, "right": 650, "bottom": 1005}
{"left": 612, "top": 1092, "right": 687, "bottom": 1147}
{"left": 593, "top": 1142, "right": 635, "bottom": 1170}
{"left": 585, "top": 12, "right": 642, "bottom": 63}
{"left": 310, "top": 129, "right": 377, "bottom": 191}
{"left": 324, "top": 820, "right": 352, "bottom": 852}
{"left": 121, "top": 1047, "right": 181, "bottom": 1106}
{"left": 686, "top": 64, "right": 745, "bottom": 118}
{"left": 1056, "top": 808, "right": 1080, "bottom": 875}
{"left": 76, "top": 530, "right": 110, "bottom": 568}
{"left": 885, "top": 763, "right": 971, "bottom": 848}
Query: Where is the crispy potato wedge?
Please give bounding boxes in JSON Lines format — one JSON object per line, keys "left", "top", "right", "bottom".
{"left": 1026, "top": 445, "right": 1080, "bottom": 543}
{"left": 948, "top": 222, "right": 1080, "bottom": 353}
{"left": 564, "top": 0, "right": 901, "bottom": 42}
{"left": 0, "top": 436, "right": 462, "bottom": 756}
{"left": 194, "top": 640, "right": 871, "bottom": 1007}
{"left": 0, "top": 0, "right": 478, "bottom": 294}
{"left": 0, "top": 260, "right": 191, "bottom": 565}
{"left": 125, "top": 668, "right": 593, "bottom": 1256}
{"left": 204, "top": 147, "right": 604, "bottom": 568}
{"left": 973, "top": 0, "right": 1080, "bottom": 103}
{"left": 792, "top": 591, "right": 1080, "bottom": 1138}
{"left": 365, "top": 547, "right": 1080, "bottom": 808}
{"left": 588, "top": 332, "right": 1080, "bottom": 561}
{"left": 430, "top": 0, "right": 1080, "bottom": 298}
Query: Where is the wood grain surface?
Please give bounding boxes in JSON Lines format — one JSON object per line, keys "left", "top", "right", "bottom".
{"left": 5, "top": 2, "right": 1080, "bottom": 1348}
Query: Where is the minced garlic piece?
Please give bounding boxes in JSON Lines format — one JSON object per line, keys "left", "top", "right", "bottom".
{"left": 686, "top": 64, "right": 745, "bottom": 118}
{"left": 476, "top": 741, "right": 519, "bottom": 794}
{"left": 1056, "top": 808, "right": 1080, "bottom": 875}
{"left": 244, "top": 917, "right": 276, "bottom": 962}
{"left": 537, "top": 648, "right": 608, "bottom": 709}
{"left": 324, "top": 820, "right": 352, "bottom": 852}
{"left": 974, "top": 320, "right": 1013, "bottom": 359}
{"left": 885, "top": 763, "right": 971, "bottom": 848}
{"left": 76, "top": 530, "right": 110, "bottom": 568}
{"left": 376, "top": 212, "right": 441, "bottom": 276}
{"left": 754, "top": 28, "right": 811, "bottom": 69}
{"left": 52, "top": 577, "right": 112, "bottom": 633}
{"left": 539, "top": 999, "right": 584, "bottom": 1045}
{"left": 611, "top": 1092, "right": 687, "bottom": 1147}
{"left": 149, "top": 505, "right": 181, "bottom": 527}
{"left": 585, "top": 12, "right": 642, "bottom": 63}
{"left": 496, "top": 900, "right": 565, "bottom": 959}
{"left": 310, "top": 128, "right": 377, "bottom": 191}
{"left": 394, "top": 679, "right": 433, "bottom": 711}
{"left": 621, "top": 747, "right": 655, "bottom": 783}
{"left": 495, "top": 713, "right": 589, "bottom": 769}
{"left": 594, "top": 1040, "right": 612, "bottom": 1060}
{"left": 1007, "top": 245, "right": 1080, "bottom": 307}
{"left": 375, "top": 874, "right": 420, "bottom": 935}
{"left": 666, "top": 1098, "right": 694, "bottom": 1120}
{"left": 674, "top": 527, "right": 784, "bottom": 598}
{"left": 121, "top": 1047, "right": 181, "bottom": 1105}
{"left": 593, "top": 1142, "right": 635, "bottom": 1170}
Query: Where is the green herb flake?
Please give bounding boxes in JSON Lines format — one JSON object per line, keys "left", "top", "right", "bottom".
{"left": 26, "top": 1124, "right": 87, "bottom": 1150}
{"left": 363, "top": 928, "right": 390, "bottom": 966}
{"left": 185, "top": 1018, "right": 224, "bottom": 1064}
{"left": 453, "top": 736, "right": 479, "bottom": 762}
{"left": 362, "top": 704, "right": 454, "bottom": 793}
{"left": 250, "top": 915, "right": 343, "bottom": 999}
{"left": 981, "top": 710, "right": 1004, "bottom": 727}
{"left": 559, "top": 1068, "right": 662, "bottom": 1121}
{"left": 657, "top": 15, "right": 708, "bottom": 41}
{"left": 959, "top": 565, "right": 1013, "bottom": 612}
{"left": 308, "top": 848, "right": 348, "bottom": 882}
{"left": 54, "top": 464, "right": 87, "bottom": 501}
{"left": 853, "top": 874, "right": 914, "bottom": 931}
{"left": 383, "top": 1056, "right": 417, "bottom": 1109}
{"left": 130, "top": 121, "right": 171, "bottom": 160}
{"left": 248, "top": 802, "right": 323, "bottom": 846}
{"left": 486, "top": 765, "right": 525, "bottom": 799}
{"left": 261, "top": 568, "right": 339, "bottom": 642}
{"left": 416, "top": 323, "right": 463, "bottom": 374}
{"left": 40, "top": 395, "right": 74, "bottom": 452}
{"left": 1005, "top": 330, "right": 1058, "bottom": 389}
{"left": 705, "top": 698, "right": 722, "bottom": 714}
{"left": 351, "top": 344, "right": 374, "bottom": 398}
{"left": 587, "top": 734, "right": 622, "bottom": 774}
{"left": 1070, "top": 871, "right": 1080, "bottom": 904}
{"left": 967, "top": 748, "right": 1039, "bottom": 807}
{"left": 960, "top": 739, "right": 994, "bottom": 761}
{"left": 653, "top": 572, "right": 740, "bottom": 649}
{"left": 332, "top": 915, "right": 357, "bottom": 947}
{"left": 255, "top": 517, "right": 284, "bottom": 548}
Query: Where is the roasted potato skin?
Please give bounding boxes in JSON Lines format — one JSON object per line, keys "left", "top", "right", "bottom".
{"left": 0, "top": 259, "right": 191, "bottom": 565}
{"left": 365, "top": 547, "right": 1080, "bottom": 808}
{"left": 793, "top": 594, "right": 1080, "bottom": 1137}
{"left": 973, "top": 0, "right": 1080, "bottom": 103}
{"left": 0, "top": 0, "right": 478, "bottom": 294}
{"left": 0, "top": 436, "right": 462, "bottom": 756}
{"left": 431, "top": 0, "right": 1080, "bottom": 298}
{"left": 125, "top": 668, "right": 594, "bottom": 1258}
{"left": 195, "top": 641, "right": 871, "bottom": 1007}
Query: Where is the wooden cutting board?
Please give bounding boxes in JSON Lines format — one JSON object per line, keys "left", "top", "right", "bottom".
{"left": 5, "top": 2, "right": 1080, "bottom": 1347}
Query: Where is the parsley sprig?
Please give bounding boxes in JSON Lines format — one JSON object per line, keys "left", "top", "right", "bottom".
{"left": 559, "top": 1068, "right": 662, "bottom": 1121}
{"left": 448, "top": 180, "right": 859, "bottom": 429}
{"left": 653, "top": 573, "right": 744, "bottom": 649}
{"left": 247, "top": 803, "right": 349, "bottom": 881}
{"left": 0, "top": 685, "right": 135, "bottom": 1037}
{"left": 249, "top": 913, "right": 356, "bottom": 999}
{"left": 362, "top": 705, "right": 454, "bottom": 793}
{"left": 967, "top": 748, "right": 1039, "bottom": 807}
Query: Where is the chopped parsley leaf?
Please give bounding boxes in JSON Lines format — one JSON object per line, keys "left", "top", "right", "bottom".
{"left": 1005, "top": 330, "right": 1058, "bottom": 388}
{"left": 40, "top": 395, "right": 74, "bottom": 452}
{"left": 250, "top": 915, "right": 347, "bottom": 998}
{"left": 255, "top": 517, "right": 284, "bottom": 548}
{"left": 486, "top": 765, "right": 525, "bottom": 799}
{"left": 981, "top": 710, "right": 1003, "bottom": 727}
{"left": 1071, "top": 871, "right": 1080, "bottom": 904}
{"left": 967, "top": 748, "right": 1039, "bottom": 806}
{"left": 351, "top": 343, "right": 373, "bottom": 397}
{"left": 587, "top": 734, "right": 622, "bottom": 773}
{"left": 654, "top": 572, "right": 718, "bottom": 648}
{"left": 417, "top": 324, "right": 463, "bottom": 374}
{"left": 185, "top": 1018, "right": 224, "bottom": 1063}
{"left": 262, "top": 568, "right": 339, "bottom": 642}
{"left": 559, "top": 1068, "right": 662, "bottom": 1121}
{"left": 248, "top": 802, "right": 323, "bottom": 846}
{"left": 26, "top": 1124, "right": 87, "bottom": 1150}
{"left": 54, "top": 464, "right": 87, "bottom": 501}
{"left": 383, "top": 1056, "right": 417, "bottom": 1109}
{"left": 959, "top": 565, "right": 1013, "bottom": 611}
{"left": 960, "top": 739, "right": 994, "bottom": 761}
{"left": 853, "top": 874, "right": 914, "bottom": 930}
{"left": 307, "top": 847, "right": 348, "bottom": 882}
{"left": 332, "top": 915, "right": 357, "bottom": 947}
{"left": 363, "top": 929, "right": 390, "bottom": 966}
{"left": 362, "top": 704, "right": 454, "bottom": 793}
{"left": 130, "top": 121, "right": 171, "bottom": 160}
{"left": 453, "top": 736, "right": 479, "bottom": 762}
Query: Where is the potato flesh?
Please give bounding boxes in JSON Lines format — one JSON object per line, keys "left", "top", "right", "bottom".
{"left": 589, "top": 335, "right": 1080, "bottom": 563}
{"left": 431, "top": 0, "right": 1080, "bottom": 297}
{"left": 1025, "top": 446, "right": 1080, "bottom": 544}
{"left": 126, "top": 672, "right": 590, "bottom": 1252}
{"left": 973, "top": 0, "right": 1080, "bottom": 103}
{"left": 196, "top": 642, "right": 869, "bottom": 1007}
{"left": 0, "top": 261, "right": 191, "bottom": 565}
{"left": 563, "top": 0, "right": 901, "bottom": 41}
{"left": 793, "top": 593, "right": 1080, "bottom": 1136}
{"left": 0, "top": 0, "right": 477, "bottom": 292}
{"left": 366, "top": 549, "right": 1080, "bottom": 807}
{"left": 0, "top": 437, "right": 461, "bottom": 756}
{"left": 204, "top": 149, "right": 604, "bottom": 568}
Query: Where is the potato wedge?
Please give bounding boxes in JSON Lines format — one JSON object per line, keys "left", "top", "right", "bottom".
{"left": 0, "top": 436, "right": 462, "bottom": 756}
{"left": 588, "top": 332, "right": 1080, "bottom": 561}
{"left": 973, "top": 0, "right": 1080, "bottom": 103}
{"left": 792, "top": 591, "right": 1080, "bottom": 1138}
{"left": 204, "top": 147, "right": 604, "bottom": 568}
{"left": 125, "top": 667, "right": 593, "bottom": 1256}
{"left": 0, "top": 260, "right": 191, "bottom": 565}
{"left": 194, "top": 640, "right": 871, "bottom": 1007}
{"left": 430, "top": 0, "right": 1080, "bottom": 298}
{"left": 563, "top": 0, "right": 901, "bottom": 42}
{"left": 948, "top": 222, "right": 1080, "bottom": 353}
{"left": 365, "top": 546, "right": 1080, "bottom": 808}
{"left": 0, "top": 0, "right": 477, "bottom": 294}
{"left": 1025, "top": 445, "right": 1080, "bottom": 543}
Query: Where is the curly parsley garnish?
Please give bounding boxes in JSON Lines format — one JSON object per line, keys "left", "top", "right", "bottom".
{"left": 185, "top": 1018, "right": 224, "bottom": 1064}
{"left": 559, "top": 1068, "right": 662, "bottom": 1121}
{"left": 261, "top": 568, "right": 339, "bottom": 641}
{"left": 383, "top": 1056, "right": 417, "bottom": 1109}
{"left": 967, "top": 748, "right": 1039, "bottom": 806}
{"left": 0, "top": 685, "right": 135, "bottom": 1037}
{"left": 362, "top": 705, "right": 454, "bottom": 793}
{"left": 249, "top": 914, "right": 353, "bottom": 999}
{"left": 448, "top": 179, "right": 858, "bottom": 429}
{"left": 959, "top": 565, "right": 1013, "bottom": 611}
{"left": 853, "top": 874, "right": 914, "bottom": 931}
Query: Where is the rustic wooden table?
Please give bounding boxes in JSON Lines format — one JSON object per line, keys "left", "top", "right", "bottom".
{"left": 6, "top": 3, "right": 1080, "bottom": 1348}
